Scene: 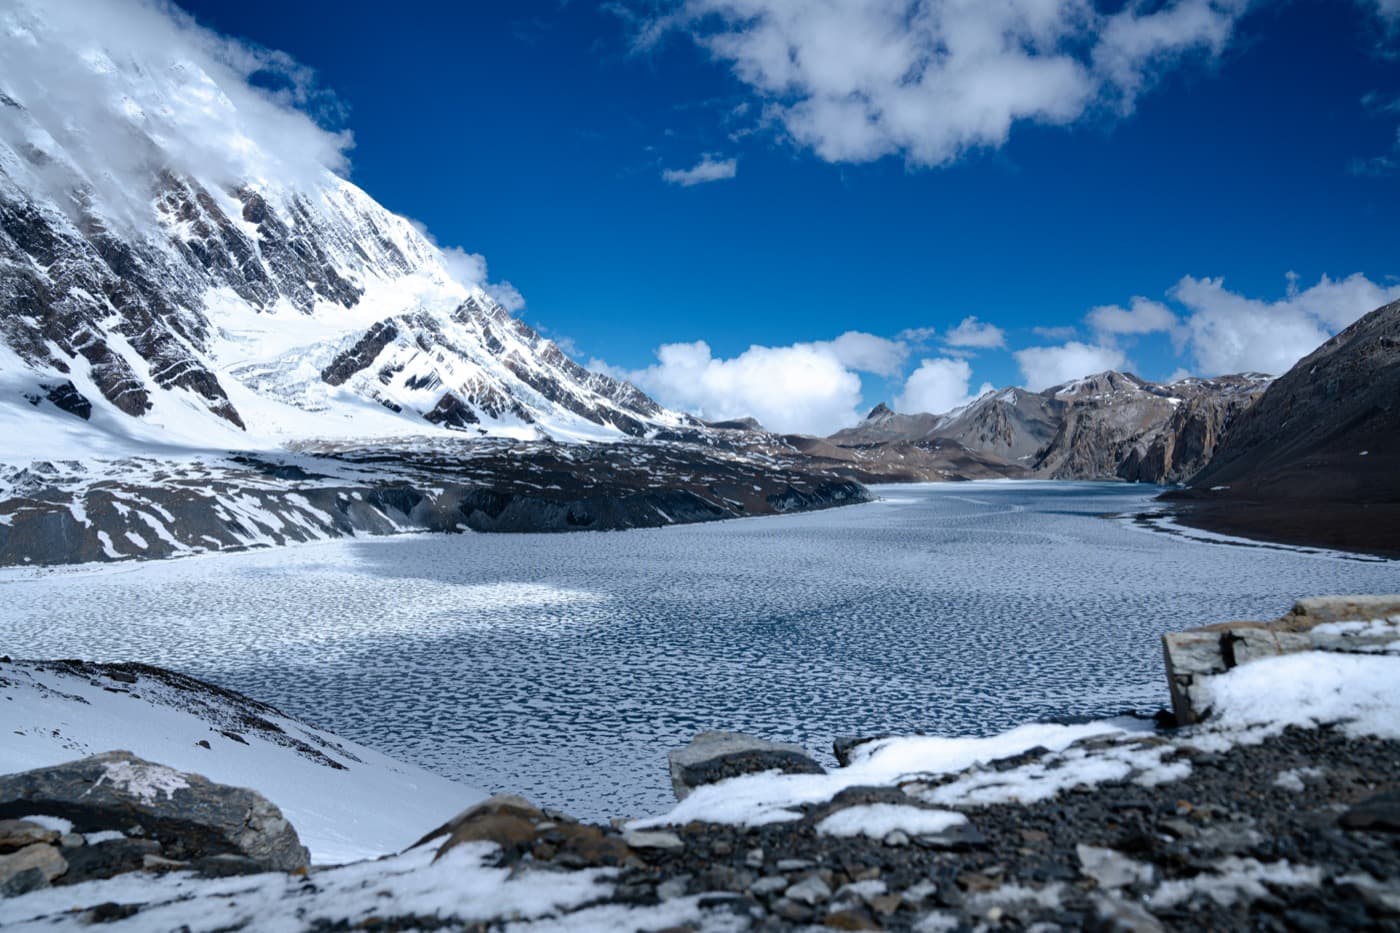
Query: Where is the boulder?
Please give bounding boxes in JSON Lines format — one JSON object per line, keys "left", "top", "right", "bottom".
{"left": 413, "top": 794, "right": 632, "bottom": 868}
{"left": 668, "top": 731, "right": 824, "bottom": 800}
{"left": 0, "top": 751, "right": 308, "bottom": 873}
{"left": 0, "top": 843, "right": 67, "bottom": 896}
{"left": 1340, "top": 790, "right": 1400, "bottom": 833}
{"left": 1162, "top": 596, "right": 1400, "bottom": 724}
{"left": 0, "top": 819, "right": 59, "bottom": 853}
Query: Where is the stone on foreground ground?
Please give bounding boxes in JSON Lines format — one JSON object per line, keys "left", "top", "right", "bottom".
{"left": 0, "top": 750, "right": 308, "bottom": 898}
{"left": 669, "top": 731, "right": 826, "bottom": 801}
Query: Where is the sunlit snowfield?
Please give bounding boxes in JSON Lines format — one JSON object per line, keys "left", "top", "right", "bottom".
{"left": 2, "top": 481, "right": 1396, "bottom": 820}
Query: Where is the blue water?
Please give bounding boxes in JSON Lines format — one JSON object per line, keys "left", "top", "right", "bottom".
{"left": 2, "top": 481, "right": 1395, "bottom": 818}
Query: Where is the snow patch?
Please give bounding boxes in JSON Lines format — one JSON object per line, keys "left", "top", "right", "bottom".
{"left": 92, "top": 758, "right": 189, "bottom": 804}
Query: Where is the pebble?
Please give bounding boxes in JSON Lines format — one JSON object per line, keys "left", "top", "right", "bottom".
{"left": 784, "top": 875, "right": 832, "bottom": 905}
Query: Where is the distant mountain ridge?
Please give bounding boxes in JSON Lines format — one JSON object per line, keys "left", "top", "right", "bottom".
{"left": 829, "top": 371, "right": 1271, "bottom": 484}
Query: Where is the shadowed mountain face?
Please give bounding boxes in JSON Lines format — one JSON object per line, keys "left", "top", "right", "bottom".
{"left": 1167, "top": 299, "right": 1400, "bottom": 556}
{"left": 827, "top": 373, "right": 1270, "bottom": 484}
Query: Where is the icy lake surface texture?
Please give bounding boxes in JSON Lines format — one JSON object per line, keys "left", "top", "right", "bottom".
{"left": 3, "top": 481, "right": 1397, "bottom": 820}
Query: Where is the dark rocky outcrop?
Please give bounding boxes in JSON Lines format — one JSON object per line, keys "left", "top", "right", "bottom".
{"left": 1169, "top": 299, "right": 1400, "bottom": 556}
{"left": 668, "top": 732, "right": 825, "bottom": 800}
{"left": 0, "top": 751, "right": 308, "bottom": 895}
{"left": 0, "top": 441, "right": 871, "bottom": 567}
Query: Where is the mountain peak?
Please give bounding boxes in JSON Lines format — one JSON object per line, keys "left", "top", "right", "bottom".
{"left": 865, "top": 402, "right": 895, "bottom": 421}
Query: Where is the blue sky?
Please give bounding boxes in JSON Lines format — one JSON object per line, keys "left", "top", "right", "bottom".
{"left": 175, "top": 0, "right": 1400, "bottom": 432}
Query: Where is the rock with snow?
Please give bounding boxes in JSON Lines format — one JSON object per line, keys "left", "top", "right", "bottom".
{"left": 667, "top": 731, "right": 824, "bottom": 801}
{"left": 0, "top": 659, "right": 483, "bottom": 863}
{"left": 1162, "top": 595, "right": 1400, "bottom": 724}
{"left": 0, "top": 751, "right": 309, "bottom": 872}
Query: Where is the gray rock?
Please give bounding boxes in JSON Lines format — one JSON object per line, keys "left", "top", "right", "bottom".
{"left": 772, "top": 897, "right": 815, "bottom": 923}
{"left": 657, "top": 875, "right": 691, "bottom": 900}
{"left": 749, "top": 875, "right": 790, "bottom": 897}
{"left": 0, "top": 843, "right": 67, "bottom": 896}
{"left": 1340, "top": 790, "right": 1400, "bottom": 833}
{"left": 62, "top": 838, "right": 162, "bottom": 884}
{"left": 785, "top": 874, "right": 832, "bottom": 905}
{"left": 621, "top": 829, "right": 684, "bottom": 851}
{"left": 0, "top": 751, "right": 308, "bottom": 873}
{"left": 1092, "top": 893, "right": 1166, "bottom": 932}
{"left": 668, "top": 731, "right": 823, "bottom": 800}
{"left": 833, "top": 735, "right": 888, "bottom": 767}
{"left": 776, "top": 858, "right": 816, "bottom": 871}
{"left": 1076, "top": 844, "right": 1155, "bottom": 889}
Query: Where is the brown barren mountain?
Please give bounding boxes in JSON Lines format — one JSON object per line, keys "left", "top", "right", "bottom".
{"left": 1165, "top": 298, "right": 1400, "bottom": 556}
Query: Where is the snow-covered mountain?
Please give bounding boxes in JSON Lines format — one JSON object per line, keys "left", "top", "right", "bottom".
{"left": 0, "top": 0, "right": 688, "bottom": 460}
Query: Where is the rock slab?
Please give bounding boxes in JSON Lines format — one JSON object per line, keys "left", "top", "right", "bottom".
{"left": 1162, "top": 595, "right": 1400, "bottom": 724}
{"left": 0, "top": 751, "right": 309, "bottom": 872}
{"left": 668, "top": 731, "right": 824, "bottom": 801}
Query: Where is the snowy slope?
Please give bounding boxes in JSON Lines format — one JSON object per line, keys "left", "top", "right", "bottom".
{"left": 0, "top": 0, "right": 688, "bottom": 462}
{"left": 2, "top": 647, "right": 1397, "bottom": 930}
{"left": 0, "top": 659, "right": 485, "bottom": 864}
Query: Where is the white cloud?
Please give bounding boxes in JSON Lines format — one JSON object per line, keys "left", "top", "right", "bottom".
{"left": 1169, "top": 273, "right": 1400, "bottom": 375}
{"left": 415, "top": 229, "right": 526, "bottom": 311}
{"left": 1032, "top": 325, "right": 1079, "bottom": 341}
{"left": 0, "top": 0, "right": 518, "bottom": 306}
{"left": 486, "top": 281, "right": 526, "bottom": 313}
{"left": 944, "top": 316, "right": 1006, "bottom": 349}
{"left": 1085, "top": 297, "right": 1180, "bottom": 336}
{"left": 617, "top": 339, "right": 864, "bottom": 434}
{"left": 662, "top": 155, "right": 738, "bottom": 186}
{"left": 820, "top": 331, "right": 908, "bottom": 376}
{"left": 642, "top": 0, "right": 1249, "bottom": 167}
{"left": 896, "top": 358, "right": 994, "bottom": 415}
{"left": 1367, "top": 0, "right": 1400, "bottom": 23}
{"left": 1014, "top": 342, "right": 1130, "bottom": 391}
{"left": 0, "top": 0, "right": 353, "bottom": 227}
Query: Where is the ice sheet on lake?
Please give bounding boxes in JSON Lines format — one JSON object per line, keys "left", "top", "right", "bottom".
{"left": 1, "top": 482, "right": 1395, "bottom": 820}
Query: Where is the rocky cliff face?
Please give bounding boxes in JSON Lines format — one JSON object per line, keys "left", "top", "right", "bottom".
{"left": 1162, "top": 299, "right": 1400, "bottom": 556}
{"left": 1190, "top": 299, "right": 1400, "bottom": 500}
{"left": 829, "top": 373, "right": 1269, "bottom": 484}
{"left": 1034, "top": 373, "right": 1268, "bottom": 483}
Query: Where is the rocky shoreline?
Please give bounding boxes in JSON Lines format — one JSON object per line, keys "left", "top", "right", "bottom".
{"left": 0, "top": 439, "right": 869, "bottom": 567}
{"left": 1, "top": 597, "right": 1397, "bottom": 931}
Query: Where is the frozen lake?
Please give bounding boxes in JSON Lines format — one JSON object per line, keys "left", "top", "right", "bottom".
{"left": 2, "top": 481, "right": 1396, "bottom": 820}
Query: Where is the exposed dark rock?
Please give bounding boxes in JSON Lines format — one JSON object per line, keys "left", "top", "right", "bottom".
{"left": 39, "top": 381, "right": 92, "bottom": 420}
{"left": 0, "top": 751, "right": 309, "bottom": 872}
{"left": 0, "top": 442, "right": 870, "bottom": 567}
{"left": 1172, "top": 298, "right": 1400, "bottom": 556}
{"left": 1340, "top": 790, "right": 1400, "bottom": 833}
{"left": 668, "top": 731, "right": 824, "bottom": 801}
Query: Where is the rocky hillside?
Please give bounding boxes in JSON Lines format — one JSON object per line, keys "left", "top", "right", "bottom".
{"left": 828, "top": 373, "right": 1269, "bottom": 484}
{"left": 0, "top": 439, "right": 868, "bottom": 567}
{"left": 1166, "top": 298, "right": 1400, "bottom": 555}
